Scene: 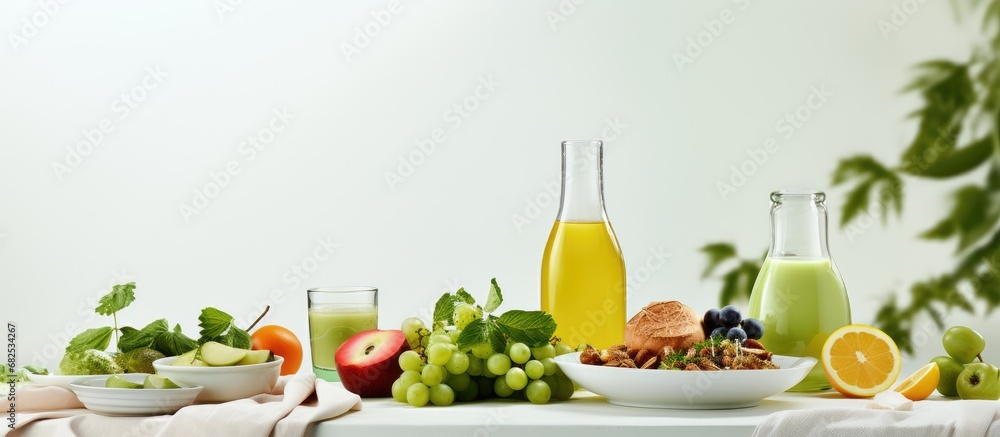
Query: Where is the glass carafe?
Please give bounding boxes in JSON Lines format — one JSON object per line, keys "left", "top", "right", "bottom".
{"left": 541, "top": 140, "right": 626, "bottom": 350}
{"left": 748, "top": 190, "right": 852, "bottom": 392}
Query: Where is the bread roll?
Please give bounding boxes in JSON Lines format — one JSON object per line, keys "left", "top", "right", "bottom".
{"left": 624, "top": 301, "right": 705, "bottom": 352}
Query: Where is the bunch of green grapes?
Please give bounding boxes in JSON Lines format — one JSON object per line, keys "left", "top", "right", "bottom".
{"left": 394, "top": 317, "right": 576, "bottom": 407}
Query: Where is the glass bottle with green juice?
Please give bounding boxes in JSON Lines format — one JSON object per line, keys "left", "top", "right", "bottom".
{"left": 748, "top": 190, "right": 852, "bottom": 392}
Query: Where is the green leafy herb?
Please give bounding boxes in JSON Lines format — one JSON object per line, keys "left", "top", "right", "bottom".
{"left": 455, "top": 288, "right": 476, "bottom": 305}
{"left": 75, "top": 282, "right": 138, "bottom": 349}
{"left": 455, "top": 317, "right": 507, "bottom": 353}
{"left": 485, "top": 316, "right": 506, "bottom": 352}
{"left": 433, "top": 293, "right": 456, "bottom": 325}
{"left": 95, "top": 282, "right": 136, "bottom": 316}
{"left": 447, "top": 278, "right": 556, "bottom": 351}
{"left": 64, "top": 282, "right": 243, "bottom": 358}
{"left": 214, "top": 324, "right": 251, "bottom": 350}
{"left": 198, "top": 308, "right": 234, "bottom": 339}
{"left": 456, "top": 319, "right": 489, "bottom": 352}
{"left": 65, "top": 327, "right": 114, "bottom": 353}
{"left": 118, "top": 319, "right": 199, "bottom": 356}
{"left": 155, "top": 324, "right": 200, "bottom": 356}
{"left": 198, "top": 307, "right": 251, "bottom": 349}
{"left": 118, "top": 319, "right": 168, "bottom": 352}
{"left": 483, "top": 279, "right": 503, "bottom": 313}
{"left": 494, "top": 310, "right": 556, "bottom": 348}
{"left": 66, "top": 283, "right": 135, "bottom": 354}
{"left": 659, "top": 337, "right": 720, "bottom": 369}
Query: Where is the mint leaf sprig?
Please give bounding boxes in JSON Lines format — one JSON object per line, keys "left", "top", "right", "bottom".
{"left": 66, "top": 283, "right": 202, "bottom": 357}
{"left": 66, "top": 326, "right": 115, "bottom": 353}
{"left": 64, "top": 282, "right": 262, "bottom": 358}
{"left": 198, "top": 307, "right": 252, "bottom": 349}
{"left": 65, "top": 283, "right": 137, "bottom": 353}
{"left": 431, "top": 278, "right": 557, "bottom": 352}
{"left": 118, "top": 319, "right": 199, "bottom": 356}
{"left": 97, "top": 282, "right": 135, "bottom": 347}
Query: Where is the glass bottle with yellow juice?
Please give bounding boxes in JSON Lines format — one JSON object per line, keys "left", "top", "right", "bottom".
{"left": 541, "top": 140, "right": 626, "bottom": 350}
{"left": 748, "top": 190, "right": 851, "bottom": 392}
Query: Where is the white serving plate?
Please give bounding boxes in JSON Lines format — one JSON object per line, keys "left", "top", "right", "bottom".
{"left": 553, "top": 352, "right": 817, "bottom": 409}
{"left": 69, "top": 373, "right": 203, "bottom": 416}
{"left": 22, "top": 369, "right": 115, "bottom": 391}
{"left": 152, "top": 355, "right": 282, "bottom": 402}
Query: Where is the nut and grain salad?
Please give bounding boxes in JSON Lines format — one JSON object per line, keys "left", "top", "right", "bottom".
{"left": 580, "top": 338, "right": 779, "bottom": 371}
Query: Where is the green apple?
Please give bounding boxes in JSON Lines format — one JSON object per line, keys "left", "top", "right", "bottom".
{"left": 942, "top": 326, "right": 986, "bottom": 364}
{"left": 105, "top": 375, "right": 142, "bottom": 389}
{"left": 956, "top": 362, "right": 1000, "bottom": 400}
{"left": 171, "top": 349, "right": 199, "bottom": 366}
{"left": 200, "top": 341, "right": 248, "bottom": 366}
{"left": 143, "top": 375, "right": 180, "bottom": 389}
{"left": 931, "top": 355, "right": 966, "bottom": 397}
{"left": 235, "top": 349, "right": 272, "bottom": 365}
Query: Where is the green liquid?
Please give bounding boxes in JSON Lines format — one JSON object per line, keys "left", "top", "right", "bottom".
{"left": 308, "top": 305, "right": 378, "bottom": 381}
{"left": 748, "top": 257, "right": 851, "bottom": 392}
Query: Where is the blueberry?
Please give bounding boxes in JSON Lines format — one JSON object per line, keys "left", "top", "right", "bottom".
{"left": 719, "top": 305, "right": 742, "bottom": 327}
{"left": 703, "top": 308, "right": 721, "bottom": 331}
{"left": 741, "top": 318, "right": 764, "bottom": 340}
{"left": 710, "top": 327, "right": 729, "bottom": 339}
{"left": 727, "top": 327, "right": 748, "bottom": 344}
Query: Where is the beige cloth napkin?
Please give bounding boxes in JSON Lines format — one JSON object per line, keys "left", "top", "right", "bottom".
{"left": 4, "top": 373, "right": 362, "bottom": 437}
{"left": 753, "top": 391, "right": 1000, "bottom": 437}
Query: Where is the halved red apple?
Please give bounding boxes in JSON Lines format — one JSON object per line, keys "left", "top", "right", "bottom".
{"left": 334, "top": 329, "right": 410, "bottom": 397}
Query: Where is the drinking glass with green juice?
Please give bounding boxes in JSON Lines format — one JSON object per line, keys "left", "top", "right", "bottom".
{"left": 307, "top": 286, "right": 378, "bottom": 382}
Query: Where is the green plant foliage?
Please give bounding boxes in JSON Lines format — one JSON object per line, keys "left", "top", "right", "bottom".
{"left": 849, "top": 0, "right": 1000, "bottom": 353}
{"left": 831, "top": 156, "right": 904, "bottom": 226}
{"left": 699, "top": 243, "right": 764, "bottom": 307}
{"left": 706, "top": 0, "right": 1000, "bottom": 354}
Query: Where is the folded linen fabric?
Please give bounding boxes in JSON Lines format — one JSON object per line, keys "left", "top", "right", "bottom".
{"left": 5, "top": 373, "right": 362, "bottom": 437}
{"left": 753, "top": 391, "right": 1000, "bottom": 437}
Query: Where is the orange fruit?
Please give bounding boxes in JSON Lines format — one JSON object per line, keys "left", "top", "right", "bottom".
{"left": 894, "top": 362, "right": 940, "bottom": 401}
{"left": 251, "top": 325, "right": 303, "bottom": 376}
{"left": 821, "top": 324, "right": 901, "bottom": 398}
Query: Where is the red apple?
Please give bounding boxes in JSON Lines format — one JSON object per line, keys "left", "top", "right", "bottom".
{"left": 334, "top": 329, "right": 410, "bottom": 397}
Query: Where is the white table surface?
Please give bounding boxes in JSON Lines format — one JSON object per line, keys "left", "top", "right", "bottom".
{"left": 309, "top": 389, "right": 886, "bottom": 437}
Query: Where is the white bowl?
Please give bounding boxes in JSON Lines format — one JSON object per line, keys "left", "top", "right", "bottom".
{"left": 554, "top": 352, "right": 817, "bottom": 409}
{"left": 152, "top": 356, "right": 283, "bottom": 402}
{"left": 69, "top": 373, "right": 203, "bottom": 416}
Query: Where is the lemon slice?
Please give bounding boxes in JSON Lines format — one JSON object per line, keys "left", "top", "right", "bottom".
{"left": 894, "top": 362, "right": 940, "bottom": 401}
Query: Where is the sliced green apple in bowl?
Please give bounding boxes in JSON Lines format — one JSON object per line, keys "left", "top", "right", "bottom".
{"left": 168, "top": 342, "right": 273, "bottom": 367}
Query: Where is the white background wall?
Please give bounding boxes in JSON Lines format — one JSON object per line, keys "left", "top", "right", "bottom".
{"left": 3, "top": 1, "right": 996, "bottom": 372}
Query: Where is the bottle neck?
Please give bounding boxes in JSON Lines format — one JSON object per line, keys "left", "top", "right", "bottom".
{"left": 768, "top": 190, "right": 830, "bottom": 258}
{"left": 557, "top": 140, "right": 607, "bottom": 222}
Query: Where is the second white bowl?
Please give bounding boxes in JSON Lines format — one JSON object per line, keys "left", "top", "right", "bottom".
{"left": 152, "top": 356, "right": 283, "bottom": 402}
{"left": 69, "top": 374, "right": 202, "bottom": 416}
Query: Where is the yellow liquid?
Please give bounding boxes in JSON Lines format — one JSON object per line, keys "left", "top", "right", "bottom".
{"left": 541, "top": 221, "right": 626, "bottom": 349}
{"left": 308, "top": 305, "right": 378, "bottom": 370}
